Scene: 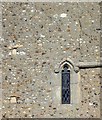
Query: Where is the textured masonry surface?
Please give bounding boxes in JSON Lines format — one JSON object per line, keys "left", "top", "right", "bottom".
{"left": 1, "top": 2, "right": 101, "bottom": 118}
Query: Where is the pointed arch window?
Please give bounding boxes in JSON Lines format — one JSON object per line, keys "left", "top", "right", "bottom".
{"left": 62, "top": 64, "right": 70, "bottom": 104}
{"left": 54, "top": 59, "right": 80, "bottom": 105}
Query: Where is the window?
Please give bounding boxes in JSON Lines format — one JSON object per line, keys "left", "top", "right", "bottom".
{"left": 62, "top": 64, "right": 70, "bottom": 104}
{"left": 54, "top": 59, "right": 80, "bottom": 105}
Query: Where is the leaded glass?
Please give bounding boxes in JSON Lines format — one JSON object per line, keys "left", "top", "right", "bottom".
{"left": 62, "top": 64, "right": 70, "bottom": 104}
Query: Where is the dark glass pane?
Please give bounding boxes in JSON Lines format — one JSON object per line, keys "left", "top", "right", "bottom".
{"left": 62, "top": 65, "right": 70, "bottom": 104}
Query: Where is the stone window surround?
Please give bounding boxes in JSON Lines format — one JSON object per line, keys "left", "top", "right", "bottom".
{"left": 53, "top": 58, "right": 102, "bottom": 105}
{"left": 53, "top": 59, "right": 80, "bottom": 105}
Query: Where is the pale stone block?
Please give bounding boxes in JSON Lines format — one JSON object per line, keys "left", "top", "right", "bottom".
{"left": 70, "top": 71, "right": 79, "bottom": 84}
{"left": 52, "top": 86, "right": 61, "bottom": 104}
{"left": 12, "top": 49, "right": 17, "bottom": 55}
{"left": 72, "top": 83, "right": 81, "bottom": 104}
{"left": 10, "top": 97, "right": 16, "bottom": 103}
{"left": 50, "top": 72, "right": 61, "bottom": 86}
